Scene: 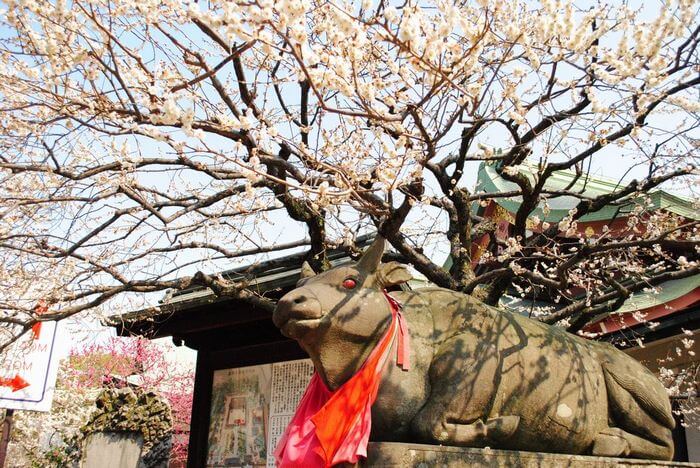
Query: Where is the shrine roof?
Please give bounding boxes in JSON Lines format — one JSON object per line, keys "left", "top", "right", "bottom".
{"left": 104, "top": 234, "right": 423, "bottom": 340}
{"left": 476, "top": 162, "right": 698, "bottom": 222}
{"left": 501, "top": 275, "right": 700, "bottom": 318}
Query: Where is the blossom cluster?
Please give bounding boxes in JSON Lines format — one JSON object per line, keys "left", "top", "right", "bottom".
{"left": 0, "top": 0, "right": 696, "bottom": 374}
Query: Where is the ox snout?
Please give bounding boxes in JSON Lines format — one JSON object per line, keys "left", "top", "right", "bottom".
{"left": 272, "top": 288, "right": 323, "bottom": 334}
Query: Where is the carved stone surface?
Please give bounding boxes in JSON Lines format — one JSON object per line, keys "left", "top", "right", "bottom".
{"left": 273, "top": 237, "right": 677, "bottom": 460}
{"left": 363, "top": 443, "right": 700, "bottom": 467}
{"left": 82, "top": 432, "right": 143, "bottom": 468}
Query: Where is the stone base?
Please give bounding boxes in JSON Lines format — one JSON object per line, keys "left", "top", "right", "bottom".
{"left": 363, "top": 442, "right": 700, "bottom": 467}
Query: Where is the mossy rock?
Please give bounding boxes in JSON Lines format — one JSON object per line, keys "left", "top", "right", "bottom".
{"left": 73, "top": 387, "right": 173, "bottom": 467}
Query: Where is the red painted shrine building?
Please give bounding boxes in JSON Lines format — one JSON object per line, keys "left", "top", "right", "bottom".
{"left": 471, "top": 162, "right": 698, "bottom": 342}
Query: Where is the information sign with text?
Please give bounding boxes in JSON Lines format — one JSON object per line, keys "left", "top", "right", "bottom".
{"left": 0, "top": 321, "right": 63, "bottom": 412}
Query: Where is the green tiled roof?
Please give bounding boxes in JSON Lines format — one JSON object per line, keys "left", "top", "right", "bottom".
{"left": 497, "top": 275, "right": 700, "bottom": 317}
{"left": 613, "top": 274, "right": 700, "bottom": 314}
{"left": 475, "top": 162, "right": 698, "bottom": 222}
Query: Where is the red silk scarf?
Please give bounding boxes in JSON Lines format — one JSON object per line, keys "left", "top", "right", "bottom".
{"left": 274, "top": 291, "right": 409, "bottom": 467}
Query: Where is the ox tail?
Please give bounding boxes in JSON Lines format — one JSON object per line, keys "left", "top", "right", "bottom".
{"left": 602, "top": 363, "right": 675, "bottom": 431}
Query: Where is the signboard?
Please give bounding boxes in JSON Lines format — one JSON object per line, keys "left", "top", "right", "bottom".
{"left": 206, "top": 359, "right": 314, "bottom": 468}
{"left": 0, "top": 321, "right": 63, "bottom": 412}
{"left": 266, "top": 359, "right": 315, "bottom": 467}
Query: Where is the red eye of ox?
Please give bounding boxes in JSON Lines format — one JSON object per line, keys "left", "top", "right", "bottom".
{"left": 342, "top": 278, "right": 357, "bottom": 289}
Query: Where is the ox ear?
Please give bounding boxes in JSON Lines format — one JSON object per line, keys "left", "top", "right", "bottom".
{"left": 299, "top": 261, "right": 317, "bottom": 279}
{"left": 375, "top": 262, "right": 412, "bottom": 288}
{"left": 357, "top": 236, "right": 385, "bottom": 273}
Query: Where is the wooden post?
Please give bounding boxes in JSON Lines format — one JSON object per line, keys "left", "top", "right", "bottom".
{"left": 0, "top": 409, "right": 14, "bottom": 468}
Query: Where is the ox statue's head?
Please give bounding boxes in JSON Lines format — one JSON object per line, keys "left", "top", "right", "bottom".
{"left": 272, "top": 237, "right": 412, "bottom": 389}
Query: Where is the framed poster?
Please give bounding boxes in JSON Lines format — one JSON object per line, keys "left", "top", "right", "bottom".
{"left": 204, "top": 359, "right": 314, "bottom": 468}
{"left": 206, "top": 365, "right": 272, "bottom": 467}
{"left": 187, "top": 340, "right": 309, "bottom": 467}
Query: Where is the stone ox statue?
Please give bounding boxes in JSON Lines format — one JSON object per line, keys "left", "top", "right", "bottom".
{"left": 272, "top": 238, "right": 675, "bottom": 460}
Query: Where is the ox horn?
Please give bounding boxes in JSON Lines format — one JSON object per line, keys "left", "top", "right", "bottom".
{"left": 357, "top": 236, "right": 385, "bottom": 273}
{"left": 299, "top": 261, "right": 317, "bottom": 279}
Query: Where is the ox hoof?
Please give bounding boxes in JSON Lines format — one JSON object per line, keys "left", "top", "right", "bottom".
{"left": 451, "top": 416, "right": 520, "bottom": 445}
{"left": 487, "top": 415, "right": 520, "bottom": 440}
{"left": 592, "top": 429, "right": 631, "bottom": 457}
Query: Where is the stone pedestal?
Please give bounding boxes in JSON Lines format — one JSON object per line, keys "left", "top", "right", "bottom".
{"left": 364, "top": 442, "right": 700, "bottom": 467}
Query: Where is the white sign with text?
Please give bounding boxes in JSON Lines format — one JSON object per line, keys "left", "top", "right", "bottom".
{"left": 0, "top": 321, "right": 64, "bottom": 412}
